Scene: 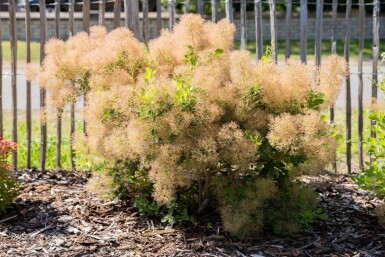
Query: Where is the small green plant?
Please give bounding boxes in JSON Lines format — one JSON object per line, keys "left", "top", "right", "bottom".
{"left": 133, "top": 194, "right": 160, "bottom": 217}
{"left": 354, "top": 54, "right": 385, "bottom": 198}
{"left": 353, "top": 53, "right": 385, "bottom": 229}
{"left": 0, "top": 137, "right": 18, "bottom": 214}
{"left": 300, "top": 208, "right": 328, "bottom": 231}
{"left": 161, "top": 200, "right": 193, "bottom": 226}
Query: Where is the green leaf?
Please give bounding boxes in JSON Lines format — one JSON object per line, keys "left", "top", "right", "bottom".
{"left": 214, "top": 48, "right": 224, "bottom": 56}
{"left": 143, "top": 67, "right": 155, "bottom": 84}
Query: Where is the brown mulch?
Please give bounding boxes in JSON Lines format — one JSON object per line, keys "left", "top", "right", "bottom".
{"left": 0, "top": 170, "right": 385, "bottom": 257}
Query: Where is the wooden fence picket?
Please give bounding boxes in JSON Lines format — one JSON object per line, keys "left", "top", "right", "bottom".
{"left": 143, "top": 0, "right": 149, "bottom": 44}
{"left": 255, "top": 0, "right": 262, "bottom": 60}
{"left": 197, "top": 0, "right": 203, "bottom": 15}
{"left": 69, "top": 0, "right": 75, "bottom": 171}
{"left": 99, "top": 0, "right": 106, "bottom": 25}
{"left": 9, "top": 0, "right": 17, "bottom": 169}
{"left": 371, "top": 0, "right": 380, "bottom": 143}
{"left": 344, "top": 0, "right": 352, "bottom": 174}
{"left": 83, "top": 0, "right": 90, "bottom": 32}
{"left": 25, "top": 2, "right": 32, "bottom": 169}
{"left": 168, "top": 0, "right": 175, "bottom": 30}
{"left": 358, "top": 0, "right": 365, "bottom": 170}
{"left": 0, "top": 11, "right": 2, "bottom": 137}
{"left": 240, "top": 0, "right": 247, "bottom": 50}
{"left": 315, "top": 0, "right": 323, "bottom": 66}
{"left": 285, "top": 0, "right": 292, "bottom": 60}
{"left": 130, "top": 0, "right": 140, "bottom": 38}
{"left": 113, "top": 0, "right": 121, "bottom": 28}
{"left": 330, "top": 0, "right": 338, "bottom": 173}
{"left": 269, "top": 0, "right": 277, "bottom": 62}
{"left": 211, "top": 0, "right": 217, "bottom": 22}
{"left": 225, "top": 0, "right": 233, "bottom": 22}
{"left": 156, "top": 0, "right": 162, "bottom": 35}
{"left": 300, "top": 0, "right": 308, "bottom": 63}
{"left": 55, "top": 0, "right": 62, "bottom": 169}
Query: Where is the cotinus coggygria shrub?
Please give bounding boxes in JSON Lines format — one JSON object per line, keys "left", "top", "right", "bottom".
{"left": 30, "top": 14, "right": 348, "bottom": 238}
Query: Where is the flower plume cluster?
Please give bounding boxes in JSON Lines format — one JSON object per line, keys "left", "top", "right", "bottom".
{"left": 0, "top": 137, "right": 17, "bottom": 171}
{"left": 0, "top": 137, "right": 18, "bottom": 214}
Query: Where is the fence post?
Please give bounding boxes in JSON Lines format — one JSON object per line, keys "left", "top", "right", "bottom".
{"left": 9, "top": 0, "right": 17, "bottom": 169}
{"left": 69, "top": 0, "right": 75, "bottom": 171}
{"left": 184, "top": 0, "right": 189, "bottom": 14}
{"left": 240, "top": 0, "right": 247, "bottom": 50}
{"left": 315, "top": 0, "right": 323, "bottom": 66}
{"left": 83, "top": 0, "right": 90, "bottom": 32}
{"left": 55, "top": 0, "right": 62, "bottom": 169}
{"left": 99, "top": 0, "right": 106, "bottom": 25}
{"left": 168, "top": 0, "right": 175, "bottom": 30}
{"left": 40, "top": 0, "right": 48, "bottom": 171}
{"left": 330, "top": 0, "right": 337, "bottom": 173}
{"left": 371, "top": 0, "right": 380, "bottom": 143}
{"left": 0, "top": 13, "right": 2, "bottom": 137}
{"left": 130, "top": 0, "right": 140, "bottom": 38}
{"left": 285, "top": 0, "right": 291, "bottom": 60}
{"left": 225, "top": 0, "right": 233, "bottom": 22}
{"left": 157, "top": 0, "right": 162, "bottom": 35}
{"left": 300, "top": 0, "right": 307, "bottom": 63}
{"left": 55, "top": 0, "right": 60, "bottom": 37}
{"left": 70, "top": 100, "right": 75, "bottom": 171}
{"left": 269, "top": 0, "right": 277, "bottom": 62}
{"left": 255, "top": 0, "right": 262, "bottom": 60}
{"left": 197, "top": 0, "right": 203, "bottom": 15}
{"left": 211, "top": 0, "right": 217, "bottom": 22}
{"left": 26, "top": 1, "right": 32, "bottom": 169}
{"left": 358, "top": 0, "right": 365, "bottom": 170}
{"left": 344, "top": 0, "right": 352, "bottom": 174}
{"left": 142, "top": 0, "right": 149, "bottom": 44}
{"left": 113, "top": 0, "right": 121, "bottom": 29}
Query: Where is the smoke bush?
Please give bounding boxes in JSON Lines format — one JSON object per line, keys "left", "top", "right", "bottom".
{"left": 32, "top": 14, "right": 348, "bottom": 237}
{"left": 0, "top": 138, "right": 18, "bottom": 214}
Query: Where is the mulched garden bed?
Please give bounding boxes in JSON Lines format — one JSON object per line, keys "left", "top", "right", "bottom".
{"left": 0, "top": 169, "right": 385, "bottom": 257}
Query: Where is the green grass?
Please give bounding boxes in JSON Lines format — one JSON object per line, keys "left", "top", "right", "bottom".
{"left": 2, "top": 107, "right": 372, "bottom": 173}
{"left": 326, "top": 107, "right": 372, "bottom": 174}
{"left": 234, "top": 39, "right": 385, "bottom": 61}
{"left": 2, "top": 41, "right": 41, "bottom": 64}
{"left": 1, "top": 39, "right": 381, "bottom": 64}
{"left": 3, "top": 110, "right": 83, "bottom": 170}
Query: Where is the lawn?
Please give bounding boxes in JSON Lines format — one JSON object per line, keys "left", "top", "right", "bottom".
{"left": 1, "top": 41, "right": 41, "bottom": 64}
{"left": 332, "top": 107, "right": 372, "bottom": 174}
{"left": 1, "top": 39, "right": 382, "bottom": 64}
{"left": 2, "top": 110, "right": 83, "bottom": 170}
{"left": 1, "top": 106, "right": 372, "bottom": 174}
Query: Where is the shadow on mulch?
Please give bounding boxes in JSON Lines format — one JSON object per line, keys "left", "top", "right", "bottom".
{"left": 1, "top": 170, "right": 385, "bottom": 256}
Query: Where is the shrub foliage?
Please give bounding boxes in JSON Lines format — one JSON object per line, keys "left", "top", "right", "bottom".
{"left": 354, "top": 54, "right": 385, "bottom": 228}
{"left": 32, "top": 14, "right": 347, "bottom": 237}
{"left": 0, "top": 137, "right": 18, "bottom": 214}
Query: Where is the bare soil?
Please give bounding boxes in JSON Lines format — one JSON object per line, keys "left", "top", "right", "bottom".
{"left": 0, "top": 170, "right": 385, "bottom": 257}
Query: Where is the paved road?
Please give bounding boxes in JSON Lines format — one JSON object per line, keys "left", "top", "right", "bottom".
{"left": 1, "top": 63, "right": 384, "bottom": 110}
{"left": 1, "top": 69, "right": 84, "bottom": 111}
